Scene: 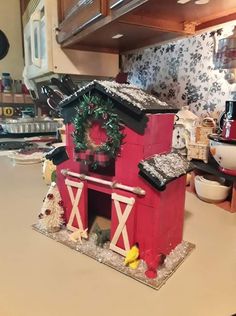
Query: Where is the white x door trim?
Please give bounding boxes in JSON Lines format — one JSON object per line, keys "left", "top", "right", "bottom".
{"left": 65, "top": 179, "right": 84, "bottom": 232}
{"left": 110, "top": 193, "right": 135, "bottom": 256}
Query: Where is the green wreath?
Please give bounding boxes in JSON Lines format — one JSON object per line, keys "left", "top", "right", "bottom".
{"left": 73, "top": 94, "right": 124, "bottom": 161}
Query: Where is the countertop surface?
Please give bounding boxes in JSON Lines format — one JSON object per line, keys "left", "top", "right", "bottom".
{"left": 0, "top": 156, "right": 236, "bottom": 316}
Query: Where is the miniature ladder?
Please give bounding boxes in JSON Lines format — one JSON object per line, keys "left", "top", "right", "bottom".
{"left": 110, "top": 193, "right": 135, "bottom": 257}
{"left": 65, "top": 179, "right": 84, "bottom": 232}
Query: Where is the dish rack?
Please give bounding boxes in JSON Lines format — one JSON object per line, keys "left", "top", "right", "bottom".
{"left": 3, "top": 119, "right": 59, "bottom": 134}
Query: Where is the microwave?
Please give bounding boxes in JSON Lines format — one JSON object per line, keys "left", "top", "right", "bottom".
{"left": 23, "top": 0, "right": 119, "bottom": 82}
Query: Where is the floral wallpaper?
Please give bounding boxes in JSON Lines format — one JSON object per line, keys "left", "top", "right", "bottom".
{"left": 122, "top": 23, "right": 236, "bottom": 117}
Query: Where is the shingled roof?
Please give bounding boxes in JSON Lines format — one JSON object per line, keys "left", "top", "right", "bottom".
{"left": 60, "top": 80, "right": 178, "bottom": 134}
{"left": 138, "top": 152, "right": 193, "bottom": 191}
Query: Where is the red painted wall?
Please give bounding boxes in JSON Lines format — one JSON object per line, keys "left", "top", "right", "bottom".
{"left": 57, "top": 112, "right": 186, "bottom": 262}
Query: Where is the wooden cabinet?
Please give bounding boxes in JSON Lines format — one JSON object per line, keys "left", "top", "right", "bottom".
{"left": 109, "top": 0, "right": 128, "bottom": 9}
{"left": 58, "top": 0, "right": 76, "bottom": 21}
{"left": 20, "top": 0, "right": 31, "bottom": 15}
{"left": 58, "top": 0, "right": 133, "bottom": 24}
{"left": 59, "top": 0, "right": 108, "bottom": 22}
{"left": 56, "top": 0, "right": 236, "bottom": 53}
{"left": 58, "top": 0, "right": 108, "bottom": 45}
{"left": 57, "top": 0, "right": 147, "bottom": 51}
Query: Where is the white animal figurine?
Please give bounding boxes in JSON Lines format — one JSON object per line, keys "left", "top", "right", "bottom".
{"left": 69, "top": 228, "right": 88, "bottom": 244}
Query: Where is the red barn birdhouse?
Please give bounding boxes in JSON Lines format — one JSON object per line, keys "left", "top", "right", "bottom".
{"left": 47, "top": 80, "right": 192, "bottom": 269}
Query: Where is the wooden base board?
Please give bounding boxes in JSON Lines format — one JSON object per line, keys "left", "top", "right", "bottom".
{"left": 32, "top": 224, "right": 195, "bottom": 290}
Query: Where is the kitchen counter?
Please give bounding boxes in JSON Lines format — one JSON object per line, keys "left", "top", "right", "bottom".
{"left": 0, "top": 156, "right": 236, "bottom": 316}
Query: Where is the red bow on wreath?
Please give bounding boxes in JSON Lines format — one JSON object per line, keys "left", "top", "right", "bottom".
{"left": 74, "top": 149, "right": 110, "bottom": 167}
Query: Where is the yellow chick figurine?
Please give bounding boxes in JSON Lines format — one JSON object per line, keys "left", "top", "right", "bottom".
{"left": 124, "top": 243, "right": 140, "bottom": 270}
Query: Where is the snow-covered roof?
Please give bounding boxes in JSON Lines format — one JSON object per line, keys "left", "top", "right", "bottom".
{"left": 139, "top": 152, "right": 193, "bottom": 190}
{"left": 60, "top": 80, "right": 177, "bottom": 114}
{"left": 60, "top": 80, "right": 178, "bottom": 134}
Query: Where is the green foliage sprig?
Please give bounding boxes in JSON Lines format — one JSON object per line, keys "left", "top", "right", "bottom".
{"left": 73, "top": 94, "right": 124, "bottom": 158}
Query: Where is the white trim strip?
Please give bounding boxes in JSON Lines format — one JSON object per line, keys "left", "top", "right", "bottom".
{"left": 66, "top": 180, "right": 84, "bottom": 232}
{"left": 110, "top": 193, "right": 135, "bottom": 256}
{"left": 62, "top": 169, "right": 146, "bottom": 196}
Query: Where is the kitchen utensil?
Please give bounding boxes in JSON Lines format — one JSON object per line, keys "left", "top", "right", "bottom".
{"left": 51, "top": 77, "right": 72, "bottom": 96}
{"left": 222, "top": 101, "right": 236, "bottom": 140}
{"left": 61, "top": 75, "right": 78, "bottom": 94}
{"left": 46, "top": 98, "right": 59, "bottom": 111}
{"left": 41, "top": 85, "right": 64, "bottom": 111}
{"left": 41, "top": 86, "right": 63, "bottom": 103}
{"left": 218, "top": 111, "right": 225, "bottom": 131}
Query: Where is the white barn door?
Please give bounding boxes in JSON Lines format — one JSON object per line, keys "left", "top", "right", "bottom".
{"left": 110, "top": 193, "right": 136, "bottom": 256}
{"left": 65, "top": 179, "right": 85, "bottom": 232}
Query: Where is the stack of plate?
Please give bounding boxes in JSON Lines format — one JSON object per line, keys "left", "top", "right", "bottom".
{"left": 8, "top": 151, "right": 44, "bottom": 165}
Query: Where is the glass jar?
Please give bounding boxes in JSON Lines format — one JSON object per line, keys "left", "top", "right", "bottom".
{"left": 2, "top": 73, "right": 12, "bottom": 92}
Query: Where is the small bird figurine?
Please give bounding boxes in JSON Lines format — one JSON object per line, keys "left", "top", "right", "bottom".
{"left": 124, "top": 243, "right": 140, "bottom": 270}
{"left": 69, "top": 228, "right": 88, "bottom": 244}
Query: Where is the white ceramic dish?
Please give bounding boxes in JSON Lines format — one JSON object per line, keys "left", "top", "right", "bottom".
{"left": 209, "top": 139, "right": 236, "bottom": 172}
{"left": 12, "top": 159, "right": 42, "bottom": 165}
{"left": 8, "top": 152, "right": 43, "bottom": 165}
{"left": 197, "top": 174, "right": 225, "bottom": 186}
{"left": 195, "top": 175, "right": 231, "bottom": 203}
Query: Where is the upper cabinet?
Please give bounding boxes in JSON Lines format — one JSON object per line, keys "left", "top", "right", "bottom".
{"left": 57, "top": 0, "right": 236, "bottom": 53}
{"left": 20, "top": 0, "right": 31, "bottom": 14}
{"left": 20, "top": 0, "right": 119, "bottom": 82}
{"left": 58, "top": 0, "right": 108, "bottom": 45}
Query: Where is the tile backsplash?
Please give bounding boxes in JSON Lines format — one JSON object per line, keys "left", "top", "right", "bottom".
{"left": 122, "top": 22, "right": 236, "bottom": 117}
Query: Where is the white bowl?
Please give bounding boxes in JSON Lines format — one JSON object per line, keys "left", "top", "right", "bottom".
{"left": 209, "top": 139, "right": 236, "bottom": 171}
{"left": 194, "top": 175, "right": 230, "bottom": 203}
{"left": 197, "top": 174, "right": 225, "bottom": 186}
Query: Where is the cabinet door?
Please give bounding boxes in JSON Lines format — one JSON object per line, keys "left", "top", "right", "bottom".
{"left": 58, "top": 0, "right": 108, "bottom": 44}
{"left": 58, "top": 0, "right": 77, "bottom": 23}
{"left": 20, "top": 0, "right": 31, "bottom": 15}
{"left": 109, "top": 0, "right": 133, "bottom": 9}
